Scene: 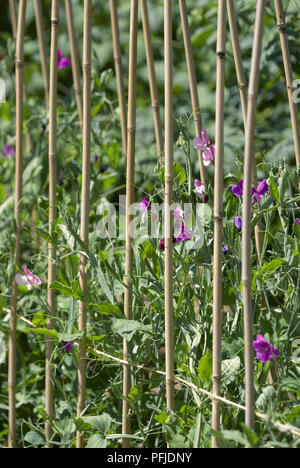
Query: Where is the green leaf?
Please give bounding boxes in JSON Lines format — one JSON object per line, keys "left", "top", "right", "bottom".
{"left": 86, "top": 434, "right": 108, "bottom": 448}
{"left": 84, "top": 413, "right": 112, "bottom": 434}
{"left": 198, "top": 352, "right": 212, "bottom": 382}
{"left": 174, "top": 162, "right": 186, "bottom": 186}
{"left": 23, "top": 327, "right": 58, "bottom": 340}
{"left": 0, "top": 184, "right": 5, "bottom": 202}
{"left": 49, "top": 280, "right": 83, "bottom": 300}
{"left": 88, "top": 302, "right": 122, "bottom": 317}
{"left": 221, "top": 357, "right": 240, "bottom": 385}
{"left": 113, "top": 319, "right": 143, "bottom": 341}
{"left": 256, "top": 258, "right": 285, "bottom": 280}
{"left": 24, "top": 431, "right": 45, "bottom": 446}
{"left": 268, "top": 176, "right": 279, "bottom": 203}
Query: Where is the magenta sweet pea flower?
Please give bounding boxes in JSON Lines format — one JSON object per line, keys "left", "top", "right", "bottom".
{"left": 173, "top": 207, "right": 184, "bottom": 219}
{"left": 252, "top": 179, "right": 269, "bottom": 203}
{"left": 175, "top": 223, "right": 193, "bottom": 243}
{"left": 296, "top": 218, "right": 300, "bottom": 225}
{"left": 193, "top": 129, "right": 210, "bottom": 151}
{"left": 159, "top": 237, "right": 176, "bottom": 251}
{"left": 232, "top": 179, "right": 243, "bottom": 197}
{"left": 194, "top": 179, "right": 209, "bottom": 202}
{"left": 234, "top": 216, "right": 242, "bottom": 229}
{"left": 2, "top": 144, "right": 15, "bottom": 159}
{"left": 140, "top": 197, "right": 152, "bottom": 212}
{"left": 15, "top": 265, "right": 42, "bottom": 291}
{"left": 202, "top": 145, "right": 215, "bottom": 167}
{"left": 253, "top": 334, "right": 279, "bottom": 363}
{"left": 57, "top": 50, "right": 71, "bottom": 69}
{"left": 193, "top": 130, "right": 215, "bottom": 167}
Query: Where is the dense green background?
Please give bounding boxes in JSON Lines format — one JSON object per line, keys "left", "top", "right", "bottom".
{"left": 1, "top": 0, "right": 300, "bottom": 174}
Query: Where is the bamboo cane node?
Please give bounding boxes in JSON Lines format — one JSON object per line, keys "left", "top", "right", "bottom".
{"left": 248, "top": 92, "right": 258, "bottom": 101}
{"left": 217, "top": 51, "right": 226, "bottom": 59}
{"left": 238, "top": 82, "right": 247, "bottom": 90}
{"left": 165, "top": 175, "right": 174, "bottom": 183}
{"left": 242, "top": 278, "right": 252, "bottom": 287}
{"left": 277, "top": 22, "right": 286, "bottom": 33}
{"left": 15, "top": 59, "right": 24, "bottom": 68}
{"left": 51, "top": 19, "right": 59, "bottom": 26}
{"left": 82, "top": 63, "right": 91, "bottom": 71}
{"left": 213, "top": 215, "right": 223, "bottom": 222}
{"left": 151, "top": 100, "right": 159, "bottom": 110}
{"left": 113, "top": 55, "right": 122, "bottom": 63}
{"left": 127, "top": 125, "right": 136, "bottom": 134}
{"left": 166, "top": 378, "right": 174, "bottom": 386}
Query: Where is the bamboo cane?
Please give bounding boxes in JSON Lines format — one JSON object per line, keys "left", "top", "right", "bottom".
{"left": 9, "top": 0, "right": 32, "bottom": 153}
{"left": 65, "top": 0, "right": 83, "bottom": 129}
{"left": 76, "top": 0, "right": 92, "bottom": 449}
{"left": 8, "top": 0, "right": 27, "bottom": 449}
{"left": 122, "top": 0, "right": 138, "bottom": 449}
{"left": 45, "top": 0, "right": 59, "bottom": 447}
{"left": 164, "top": 0, "right": 174, "bottom": 421}
{"left": 9, "top": 0, "right": 17, "bottom": 39}
{"left": 34, "top": 0, "right": 49, "bottom": 106}
{"left": 140, "top": 0, "right": 163, "bottom": 167}
{"left": 226, "top": 0, "right": 264, "bottom": 265}
{"left": 212, "top": 0, "right": 226, "bottom": 449}
{"left": 242, "top": 0, "right": 265, "bottom": 430}
{"left": 179, "top": 0, "right": 206, "bottom": 184}
{"left": 274, "top": 0, "right": 300, "bottom": 169}
{"left": 110, "top": 0, "right": 127, "bottom": 156}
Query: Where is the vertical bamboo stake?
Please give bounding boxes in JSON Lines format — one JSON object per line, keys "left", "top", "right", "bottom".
{"left": 45, "top": 0, "right": 59, "bottom": 447}
{"left": 122, "top": 0, "right": 138, "bottom": 448}
{"left": 140, "top": 0, "right": 163, "bottom": 167}
{"left": 179, "top": 0, "right": 206, "bottom": 184}
{"left": 164, "top": 0, "right": 174, "bottom": 420}
{"left": 212, "top": 0, "right": 226, "bottom": 449}
{"left": 226, "top": 0, "right": 264, "bottom": 265}
{"left": 76, "top": 0, "right": 92, "bottom": 449}
{"left": 110, "top": 0, "right": 127, "bottom": 156}
{"left": 65, "top": 0, "right": 83, "bottom": 129}
{"left": 242, "top": 0, "right": 265, "bottom": 430}
{"left": 9, "top": 0, "right": 32, "bottom": 153}
{"left": 34, "top": 0, "right": 49, "bottom": 106}
{"left": 8, "top": 0, "right": 27, "bottom": 449}
{"left": 274, "top": 0, "right": 300, "bottom": 168}
{"left": 9, "top": 0, "right": 17, "bottom": 39}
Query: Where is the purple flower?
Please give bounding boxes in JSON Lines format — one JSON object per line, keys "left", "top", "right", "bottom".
{"left": 222, "top": 246, "right": 230, "bottom": 254}
{"left": 253, "top": 334, "right": 279, "bottom": 363}
{"left": 193, "top": 129, "right": 210, "bottom": 151}
{"left": 232, "top": 179, "right": 243, "bottom": 198}
{"left": 159, "top": 238, "right": 176, "bottom": 251}
{"left": 234, "top": 216, "right": 242, "bottom": 229}
{"left": 140, "top": 197, "right": 152, "bottom": 212}
{"left": 2, "top": 144, "right": 15, "bottom": 159}
{"left": 57, "top": 50, "right": 71, "bottom": 69}
{"left": 173, "top": 207, "right": 184, "bottom": 219}
{"left": 252, "top": 179, "right": 269, "bottom": 203}
{"left": 193, "top": 130, "right": 215, "bottom": 167}
{"left": 175, "top": 223, "right": 194, "bottom": 243}
{"left": 256, "top": 179, "right": 269, "bottom": 196}
{"left": 61, "top": 341, "right": 76, "bottom": 353}
{"left": 296, "top": 218, "right": 300, "bottom": 225}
